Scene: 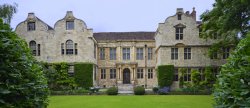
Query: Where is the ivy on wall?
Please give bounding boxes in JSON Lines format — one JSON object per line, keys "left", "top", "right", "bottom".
{"left": 74, "top": 63, "right": 93, "bottom": 89}
{"left": 43, "top": 62, "right": 76, "bottom": 90}
{"left": 157, "top": 65, "right": 174, "bottom": 88}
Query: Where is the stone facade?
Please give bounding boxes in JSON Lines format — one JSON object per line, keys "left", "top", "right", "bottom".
{"left": 15, "top": 8, "right": 227, "bottom": 90}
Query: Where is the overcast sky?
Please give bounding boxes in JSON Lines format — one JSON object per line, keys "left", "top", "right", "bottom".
{"left": 2, "top": 0, "right": 215, "bottom": 32}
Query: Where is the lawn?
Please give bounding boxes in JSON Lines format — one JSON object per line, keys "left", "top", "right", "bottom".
{"left": 48, "top": 95, "right": 213, "bottom": 108}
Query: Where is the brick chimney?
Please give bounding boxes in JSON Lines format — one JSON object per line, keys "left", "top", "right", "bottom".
{"left": 191, "top": 7, "right": 196, "bottom": 20}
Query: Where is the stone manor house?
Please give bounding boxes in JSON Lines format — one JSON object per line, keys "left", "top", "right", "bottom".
{"left": 15, "top": 8, "right": 228, "bottom": 90}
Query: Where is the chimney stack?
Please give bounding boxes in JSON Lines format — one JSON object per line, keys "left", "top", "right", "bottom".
{"left": 191, "top": 7, "right": 196, "bottom": 20}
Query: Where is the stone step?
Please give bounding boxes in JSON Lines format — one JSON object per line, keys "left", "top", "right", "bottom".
{"left": 118, "top": 84, "right": 134, "bottom": 94}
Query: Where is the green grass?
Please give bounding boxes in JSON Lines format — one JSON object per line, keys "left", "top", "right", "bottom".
{"left": 48, "top": 95, "right": 213, "bottom": 108}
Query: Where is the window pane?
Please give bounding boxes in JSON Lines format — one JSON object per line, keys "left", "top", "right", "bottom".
{"left": 29, "top": 41, "right": 36, "bottom": 56}
{"left": 66, "top": 40, "right": 74, "bottom": 55}
{"left": 66, "top": 21, "right": 74, "bottom": 30}
{"left": 27, "top": 22, "right": 35, "bottom": 31}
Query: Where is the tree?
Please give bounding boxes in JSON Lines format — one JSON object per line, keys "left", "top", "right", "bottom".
{"left": 0, "top": 18, "right": 49, "bottom": 107}
{"left": 200, "top": 0, "right": 250, "bottom": 56}
{"left": 0, "top": 3, "right": 18, "bottom": 24}
{"left": 213, "top": 34, "right": 250, "bottom": 107}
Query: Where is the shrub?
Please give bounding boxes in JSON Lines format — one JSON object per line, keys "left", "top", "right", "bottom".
{"left": 74, "top": 63, "right": 93, "bottom": 89}
{"left": 157, "top": 65, "right": 174, "bottom": 87}
{"left": 152, "top": 87, "right": 159, "bottom": 94}
{"left": 0, "top": 19, "right": 49, "bottom": 107}
{"left": 214, "top": 35, "right": 250, "bottom": 107}
{"left": 134, "top": 86, "right": 145, "bottom": 95}
{"left": 106, "top": 87, "right": 118, "bottom": 95}
{"left": 158, "top": 87, "right": 170, "bottom": 95}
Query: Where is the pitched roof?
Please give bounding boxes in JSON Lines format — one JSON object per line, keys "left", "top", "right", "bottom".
{"left": 93, "top": 32, "right": 155, "bottom": 41}
{"left": 37, "top": 17, "right": 54, "bottom": 30}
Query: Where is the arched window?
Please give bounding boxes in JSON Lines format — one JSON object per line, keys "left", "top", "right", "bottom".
{"left": 66, "top": 40, "right": 74, "bottom": 55}
{"left": 29, "top": 41, "right": 36, "bottom": 55}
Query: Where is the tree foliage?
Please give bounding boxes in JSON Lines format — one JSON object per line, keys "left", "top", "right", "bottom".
{"left": 214, "top": 34, "right": 250, "bottom": 107}
{"left": 200, "top": 0, "right": 250, "bottom": 55}
{"left": 191, "top": 69, "right": 200, "bottom": 86}
{"left": 0, "top": 19, "right": 49, "bottom": 107}
{"left": 0, "top": 3, "right": 17, "bottom": 24}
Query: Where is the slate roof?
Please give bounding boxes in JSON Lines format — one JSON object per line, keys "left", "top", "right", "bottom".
{"left": 93, "top": 32, "right": 155, "bottom": 41}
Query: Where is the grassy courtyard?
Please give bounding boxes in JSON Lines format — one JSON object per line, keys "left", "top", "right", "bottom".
{"left": 48, "top": 95, "right": 213, "bottom": 108}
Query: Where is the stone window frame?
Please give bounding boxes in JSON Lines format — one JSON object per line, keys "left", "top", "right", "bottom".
{"left": 137, "top": 68, "right": 144, "bottom": 79}
{"left": 66, "top": 40, "right": 74, "bottom": 55}
{"left": 222, "top": 47, "right": 230, "bottom": 59}
{"left": 171, "top": 48, "right": 178, "bottom": 60}
{"left": 101, "top": 68, "right": 106, "bottom": 79}
{"left": 68, "top": 65, "right": 74, "bottom": 76}
{"left": 174, "top": 23, "right": 186, "bottom": 40}
{"left": 136, "top": 48, "right": 144, "bottom": 60}
{"left": 29, "top": 40, "right": 40, "bottom": 56}
{"left": 184, "top": 47, "right": 191, "bottom": 60}
{"left": 27, "top": 22, "right": 36, "bottom": 31}
{"left": 174, "top": 68, "right": 178, "bottom": 81}
{"left": 184, "top": 68, "right": 191, "bottom": 81}
{"left": 61, "top": 43, "right": 64, "bottom": 55}
{"left": 122, "top": 47, "right": 130, "bottom": 60}
{"left": 66, "top": 20, "right": 74, "bottom": 30}
{"left": 177, "top": 14, "right": 182, "bottom": 20}
{"left": 147, "top": 68, "right": 153, "bottom": 79}
{"left": 100, "top": 48, "right": 105, "bottom": 60}
{"left": 110, "top": 68, "right": 116, "bottom": 79}
{"left": 109, "top": 47, "right": 116, "bottom": 60}
{"left": 148, "top": 48, "right": 153, "bottom": 60}
{"left": 198, "top": 68, "right": 205, "bottom": 81}
{"left": 211, "top": 51, "right": 218, "bottom": 59}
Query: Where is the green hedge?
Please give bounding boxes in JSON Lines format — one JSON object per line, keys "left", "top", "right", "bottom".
{"left": 106, "top": 87, "right": 118, "bottom": 95}
{"left": 157, "top": 65, "right": 174, "bottom": 87}
{"left": 134, "top": 86, "right": 145, "bottom": 95}
{"left": 74, "top": 63, "right": 93, "bottom": 89}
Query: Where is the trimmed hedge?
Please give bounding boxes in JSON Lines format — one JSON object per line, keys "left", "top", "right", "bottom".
{"left": 157, "top": 65, "right": 174, "bottom": 87}
{"left": 74, "top": 63, "right": 93, "bottom": 89}
{"left": 106, "top": 87, "right": 118, "bottom": 95}
{"left": 134, "top": 86, "right": 145, "bottom": 95}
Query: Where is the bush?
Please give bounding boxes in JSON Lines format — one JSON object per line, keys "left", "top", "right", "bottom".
{"left": 214, "top": 35, "right": 250, "bottom": 107}
{"left": 0, "top": 19, "right": 49, "bottom": 107}
{"left": 158, "top": 87, "right": 170, "bottom": 95}
{"left": 74, "top": 63, "right": 93, "bottom": 89}
{"left": 134, "top": 86, "right": 145, "bottom": 95}
{"left": 157, "top": 65, "right": 174, "bottom": 87}
{"left": 106, "top": 87, "right": 118, "bottom": 95}
{"left": 152, "top": 87, "right": 159, "bottom": 94}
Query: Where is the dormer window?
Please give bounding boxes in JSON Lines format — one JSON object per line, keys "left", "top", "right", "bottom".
{"left": 66, "top": 21, "right": 74, "bottom": 30}
{"left": 174, "top": 23, "right": 186, "bottom": 40}
{"left": 27, "top": 22, "right": 35, "bottom": 31}
{"left": 177, "top": 14, "right": 182, "bottom": 20}
{"left": 176, "top": 27, "right": 183, "bottom": 40}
